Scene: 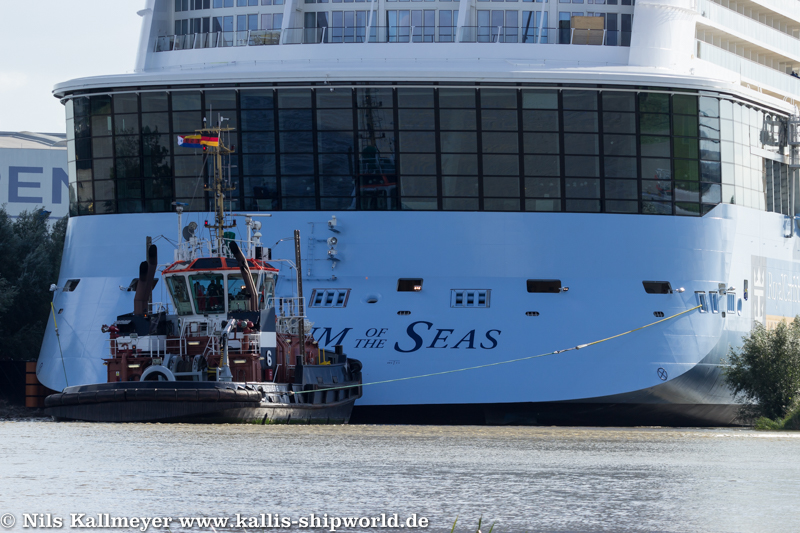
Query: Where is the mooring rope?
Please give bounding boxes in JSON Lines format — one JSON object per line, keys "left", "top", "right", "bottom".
{"left": 50, "top": 301, "right": 69, "bottom": 387}
{"left": 290, "top": 304, "right": 702, "bottom": 396}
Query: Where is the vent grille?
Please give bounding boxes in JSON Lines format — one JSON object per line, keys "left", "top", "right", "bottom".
{"left": 309, "top": 289, "right": 350, "bottom": 308}
{"left": 451, "top": 290, "right": 490, "bottom": 308}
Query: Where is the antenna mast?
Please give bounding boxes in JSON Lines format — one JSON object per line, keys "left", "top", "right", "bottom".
{"left": 200, "top": 119, "right": 236, "bottom": 256}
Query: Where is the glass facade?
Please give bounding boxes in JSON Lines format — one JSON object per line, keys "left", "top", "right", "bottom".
{"left": 64, "top": 84, "right": 799, "bottom": 217}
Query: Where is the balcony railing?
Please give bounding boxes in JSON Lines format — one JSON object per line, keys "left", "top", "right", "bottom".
{"left": 155, "top": 26, "right": 631, "bottom": 50}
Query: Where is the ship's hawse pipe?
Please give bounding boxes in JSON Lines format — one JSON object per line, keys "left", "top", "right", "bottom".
{"left": 229, "top": 242, "right": 258, "bottom": 312}
{"left": 133, "top": 244, "right": 158, "bottom": 315}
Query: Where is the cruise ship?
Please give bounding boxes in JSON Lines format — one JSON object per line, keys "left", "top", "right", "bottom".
{"left": 37, "top": 0, "right": 800, "bottom": 425}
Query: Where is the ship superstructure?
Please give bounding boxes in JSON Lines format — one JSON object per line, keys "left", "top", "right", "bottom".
{"left": 38, "top": 0, "right": 800, "bottom": 424}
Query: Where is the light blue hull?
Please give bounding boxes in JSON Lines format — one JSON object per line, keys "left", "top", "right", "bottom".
{"left": 36, "top": 204, "right": 800, "bottom": 424}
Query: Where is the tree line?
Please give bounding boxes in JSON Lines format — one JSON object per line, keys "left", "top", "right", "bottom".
{"left": 0, "top": 206, "right": 67, "bottom": 362}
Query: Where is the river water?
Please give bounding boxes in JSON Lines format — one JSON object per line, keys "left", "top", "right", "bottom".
{"left": 0, "top": 422, "right": 798, "bottom": 533}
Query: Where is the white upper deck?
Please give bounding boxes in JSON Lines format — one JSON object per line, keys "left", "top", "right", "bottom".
{"left": 54, "top": 0, "right": 800, "bottom": 114}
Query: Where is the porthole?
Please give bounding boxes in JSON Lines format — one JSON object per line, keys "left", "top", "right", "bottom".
{"left": 526, "top": 311, "right": 540, "bottom": 316}
{"left": 397, "top": 310, "right": 411, "bottom": 315}
{"left": 653, "top": 311, "right": 665, "bottom": 317}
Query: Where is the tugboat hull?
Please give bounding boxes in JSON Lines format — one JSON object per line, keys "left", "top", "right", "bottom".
{"left": 44, "top": 382, "right": 359, "bottom": 424}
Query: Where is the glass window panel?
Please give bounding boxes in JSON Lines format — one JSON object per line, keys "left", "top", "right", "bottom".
{"left": 401, "top": 198, "right": 438, "bottom": 210}
{"left": 700, "top": 139, "right": 721, "bottom": 161}
{"left": 641, "top": 158, "right": 671, "bottom": 180}
{"left": 73, "top": 98, "right": 90, "bottom": 118}
{"left": 719, "top": 99, "right": 733, "bottom": 120}
{"left": 483, "top": 155, "right": 519, "bottom": 176}
{"left": 94, "top": 180, "right": 115, "bottom": 201}
{"left": 700, "top": 161, "right": 721, "bottom": 183}
{"left": 563, "top": 111, "right": 597, "bottom": 132}
{"left": 75, "top": 116, "right": 92, "bottom": 139}
{"left": 142, "top": 113, "right": 169, "bottom": 134}
{"left": 316, "top": 88, "right": 353, "bottom": 108}
{"left": 525, "top": 199, "right": 561, "bottom": 212}
{"left": 243, "top": 176, "right": 277, "bottom": 199}
{"left": 673, "top": 94, "right": 698, "bottom": 115}
{"left": 143, "top": 138, "right": 172, "bottom": 178}
{"left": 443, "top": 198, "right": 479, "bottom": 210}
{"left": 319, "top": 153, "right": 354, "bottom": 175}
{"left": 243, "top": 132, "right": 277, "bottom": 153}
{"left": 76, "top": 182, "right": 93, "bottom": 202}
{"left": 279, "top": 109, "right": 312, "bottom": 130}
{"left": 564, "top": 156, "right": 599, "bottom": 177}
{"left": 400, "top": 175, "right": 437, "bottom": 196}
{"left": 90, "top": 95, "right": 112, "bottom": 115}
{"left": 113, "top": 94, "right": 138, "bottom": 114}
{"left": 280, "top": 154, "right": 314, "bottom": 174}
{"left": 241, "top": 109, "right": 275, "bottom": 132}
{"left": 357, "top": 88, "right": 393, "bottom": 108}
{"left": 76, "top": 160, "right": 91, "bottom": 181}
{"left": 480, "top": 89, "right": 516, "bottom": 109}
{"left": 522, "top": 110, "right": 559, "bottom": 132}
{"left": 675, "top": 202, "right": 700, "bottom": 216}
{"left": 319, "top": 131, "right": 354, "bottom": 152}
{"left": 172, "top": 112, "right": 202, "bottom": 132}
{"left": 674, "top": 180, "right": 699, "bottom": 202}
{"left": 603, "top": 134, "right": 635, "bottom": 156}
{"left": 720, "top": 119, "right": 733, "bottom": 142}
{"left": 484, "top": 198, "right": 520, "bottom": 211}
{"left": 443, "top": 176, "right": 478, "bottom": 197}
{"left": 115, "top": 136, "right": 140, "bottom": 158}
{"left": 317, "top": 109, "right": 354, "bottom": 131}
{"left": 441, "top": 154, "right": 478, "bottom": 175}
{"left": 439, "top": 88, "right": 476, "bottom": 108}
{"left": 481, "top": 110, "right": 517, "bottom": 131}
{"left": 398, "top": 109, "right": 435, "bottom": 130}
{"left": 521, "top": 90, "right": 558, "bottom": 109}
{"left": 523, "top": 132, "right": 559, "bottom": 154}
{"left": 674, "top": 137, "right": 698, "bottom": 159}
{"left": 118, "top": 199, "right": 143, "bottom": 214}
{"left": 91, "top": 115, "right": 113, "bottom": 137}
{"left": 93, "top": 159, "right": 114, "bottom": 180}
{"left": 602, "top": 112, "right": 635, "bottom": 134}
{"left": 440, "top": 109, "right": 476, "bottom": 130}
{"left": 699, "top": 117, "right": 720, "bottom": 140}
{"left": 605, "top": 179, "right": 637, "bottom": 199}
{"left": 640, "top": 136, "right": 670, "bottom": 158}
{"left": 205, "top": 90, "right": 237, "bottom": 112}
{"left": 278, "top": 89, "right": 312, "bottom": 108}
{"left": 241, "top": 90, "right": 274, "bottom": 109}
{"left": 114, "top": 114, "right": 139, "bottom": 135}
{"left": 397, "top": 88, "right": 434, "bottom": 108}
{"left": 75, "top": 138, "right": 92, "bottom": 161}
{"left": 565, "top": 177, "right": 599, "bottom": 198}
{"left": 605, "top": 157, "right": 636, "bottom": 178}
{"left": 564, "top": 133, "right": 598, "bottom": 155}
{"left": 174, "top": 155, "right": 205, "bottom": 176}
{"left": 176, "top": 176, "right": 206, "bottom": 197}
{"left": 144, "top": 177, "right": 173, "bottom": 199}
{"left": 566, "top": 199, "right": 600, "bottom": 212}
{"left": 562, "top": 90, "right": 597, "bottom": 110}
{"left": 606, "top": 200, "right": 637, "bottom": 213}
{"left": 320, "top": 197, "right": 356, "bottom": 210}
{"left": 640, "top": 114, "right": 669, "bottom": 135}
{"left": 524, "top": 155, "right": 560, "bottom": 176}
{"left": 92, "top": 137, "right": 113, "bottom": 159}
{"left": 282, "top": 197, "right": 316, "bottom": 210}
{"left": 525, "top": 177, "right": 560, "bottom": 198}
{"left": 482, "top": 132, "right": 518, "bottom": 153}
{"left": 400, "top": 154, "right": 436, "bottom": 174}
{"left": 701, "top": 183, "right": 721, "bottom": 203}
{"left": 117, "top": 179, "right": 142, "bottom": 199}
{"left": 319, "top": 175, "right": 355, "bottom": 196}
{"left": 675, "top": 159, "right": 698, "bottom": 181}
{"left": 642, "top": 180, "right": 672, "bottom": 201}
{"left": 243, "top": 154, "right": 277, "bottom": 175}
{"left": 116, "top": 157, "right": 142, "bottom": 180}
{"left": 281, "top": 175, "right": 316, "bottom": 196}
{"left": 699, "top": 96, "right": 719, "bottom": 118}
{"left": 673, "top": 115, "right": 698, "bottom": 137}
{"left": 400, "top": 131, "right": 436, "bottom": 152}
{"left": 638, "top": 92, "right": 669, "bottom": 114}
{"left": 602, "top": 92, "right": 635, "bottom": 112}
{"left": 357, "top": 109, "right": 395, "bottom": 130}
{"left": 441, "top": 132, "right": 477, "bottom": 153}
{"left": 172, "top": 92, "right": 202, "bottom": 111}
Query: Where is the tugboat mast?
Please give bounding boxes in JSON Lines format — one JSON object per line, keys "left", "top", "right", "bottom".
{"left": 201, "top": 121, "right": 236, "bottom": 257}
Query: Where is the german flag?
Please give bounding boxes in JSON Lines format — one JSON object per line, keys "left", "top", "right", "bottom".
{"left": 201, "top": 135, "right": 219, "bottom": 147}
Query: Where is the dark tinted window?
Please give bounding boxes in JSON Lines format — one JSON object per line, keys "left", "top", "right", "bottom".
{"left": 643, "top": 281, "right": 672, "bottom": 294}
{"left": 527, "top": 279, "right": 561, "bottom": 293}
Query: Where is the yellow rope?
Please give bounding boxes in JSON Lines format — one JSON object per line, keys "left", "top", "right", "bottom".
{"left": 292, "top": 304, "right": 702, "bottom": 396}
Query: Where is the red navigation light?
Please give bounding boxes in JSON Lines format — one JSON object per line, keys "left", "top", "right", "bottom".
{"left": 202, "top": 145, "right": 207, "bottom": 152}
{"left": 204, "top": 220, "right": 209, "bottom": 227}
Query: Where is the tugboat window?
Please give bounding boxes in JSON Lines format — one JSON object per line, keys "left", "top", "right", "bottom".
{"left": 227, "top": 274, "right": 252, "bottom": 312}
{"left": 167, "top": 276, "right": 193, "bottom": 316}
{"left": 642, "top": 281, "right": 672, "bottom": 294}
{"left": 526, "top": 279, "right": 562, "bottom": 293}
{"left": 189, "top": 273, "right": 226, "bottom": 314}
{"left": 398, "top": 279, "right": 423, "bottom": 292}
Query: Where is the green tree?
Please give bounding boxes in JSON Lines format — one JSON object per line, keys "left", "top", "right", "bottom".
{"left": 0, "top": 205, "right": 67, "bottom": 361}
{"left": 725, "top": 319, "right": 800, "bottom": 420}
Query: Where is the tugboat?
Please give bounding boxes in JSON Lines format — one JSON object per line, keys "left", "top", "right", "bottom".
{"left": 45, "top": 125, "right": 362, "bottom": 424}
